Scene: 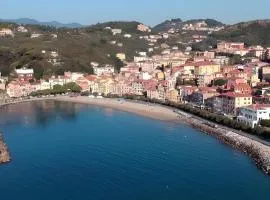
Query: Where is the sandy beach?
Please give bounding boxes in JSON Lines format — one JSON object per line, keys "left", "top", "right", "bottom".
{"left": 55, "top": 96, "right": 180, "bottom": 122}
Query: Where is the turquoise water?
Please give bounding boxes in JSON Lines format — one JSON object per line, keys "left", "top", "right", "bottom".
{"left": 0, "top": 101, "right": 269, "bottom": 200}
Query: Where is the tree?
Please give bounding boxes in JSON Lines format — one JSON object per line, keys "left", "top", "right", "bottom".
{"left": 260, "top": 120, "right": 270, "bottom": 128}
{"left": 229, "top": 55, "right": 242, "bottom": 65}
{"left": 112, "top": 56, "right": 124, "bottom": 73}
{"left": 213, "top": 79, "right": 228, "bottom": 86}
{"left": 63, "top": 82, "right": 82, "bottom": 93}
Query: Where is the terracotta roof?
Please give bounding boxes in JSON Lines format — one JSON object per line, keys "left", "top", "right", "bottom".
{"left": 221, "top": 92, "right": 252, "bottom": 98}
{"left": 247, "top": 104, "right": 270, "bottom": 110}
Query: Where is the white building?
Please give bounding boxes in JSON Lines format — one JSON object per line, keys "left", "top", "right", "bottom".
{"left": 124, "top": 34, "right": 132, "bottom": 38}
{"left": 31, "top": 33, "right": 42, "bottom": 38}
{"left": 93, "top": 65, "right": 115, "bottom": 76}
{"left": 0, "top": 28, "right": 14, "bottom": 37}
{"left": 237, "top": 104, "right": 270, "bottom": 128}
{"left": 111, "top": 29, "right": 122, "bottom": 35}
{"left": 17, "top": 26, "right": 28, "bottom": 33}
{"left": 51, "top": 51, "right": 59, "bottom": 58}
{"left": 138, "top": 52, "right": 147, "bottom": 57}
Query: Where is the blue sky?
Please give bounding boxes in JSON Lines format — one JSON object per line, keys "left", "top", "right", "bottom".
{"left": 2, "top": 0, "right": 270, "bottom": 26}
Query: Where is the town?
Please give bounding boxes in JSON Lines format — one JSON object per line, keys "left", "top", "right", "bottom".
{"left": 1, "top": 21, "right": 270, "bottom": 134}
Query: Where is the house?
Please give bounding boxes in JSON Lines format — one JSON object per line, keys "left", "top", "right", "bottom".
{"left": 15, "top": 68, "right": 34, "bottom": 81}
{"left": 132, "top": 81, "right": 144, "bottom": 95}
{"left": 167, "top": 88, "right": 180, "bottom": 103}
{"left": 231, "top": 83, "right": 252, "bottom": 94}
{"left": 189, "top": 87, "right": 218, "bottom": 105}
{"left": 217, "top": 42, "right": 245, "bottom": 51}
{"left": 220, "top": 92, "right": 253, "bottom": 115}
{"left": 31, "top": 33, "right": 42, "bottom": 38}
{"left": 124, "top": 34, "right": 132, "bottom": 38}
{"left": 75, "top": 77, "right": 89, "bottom": 92}
{"left": 237, "top": 104, "right": 270, "bottom": 128}
{"left": 137, "top": 24, "right": 151, "bottom": 32}
{"left": 93, "top": 65, "right": 115, "bottom": 76}
{"left": 146, "top": 86, "right": 159, "bottom": 100}
{"left": 0, "top": 28, "right": 14, "bottom": 37}
{"left": 7, "top": 81, "right": 37, "bottom": 98}
{"left": 197, "top": 74, "right": 215, "bottom": 86}
{"left": 111, "top": 29, "right": 122, "bottom": 35}
{"left": 194, "top": 61, "right": 221, "bottom": 76}
{"left": 116, "top": 53, "right": 126, "bottom": 61}
{"left": 17, "top": 26, "right": 28, "bottom": 33}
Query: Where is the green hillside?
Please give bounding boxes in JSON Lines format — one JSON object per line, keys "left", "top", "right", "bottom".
{"left": 0, "top": 22, "right": 148, "bottom": 78}
{"left": 211, "top": 20, "right": 270, "bottom": 46}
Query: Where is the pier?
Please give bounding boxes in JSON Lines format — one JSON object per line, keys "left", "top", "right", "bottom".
{"left": 0, "top": 134, "right": 11, "bottom": 164}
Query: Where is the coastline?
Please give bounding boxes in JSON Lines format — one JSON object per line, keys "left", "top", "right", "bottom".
{"left": 0, "top": 134, "right": 11, "bottom": 164}
{"left": 55, "top": 96, "right": 270, "bottom": 175}
{"left": 1, "top": 96, "right": 270, "bottom": 174}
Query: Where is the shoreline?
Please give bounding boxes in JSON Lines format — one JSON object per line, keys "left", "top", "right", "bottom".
{"left": 55, "top": 96, "right": 270, "bottom": 175}
{"left": 1, "top": 96, "right": 270, "bottom": 174}
{"left": 0, "top": 134, "right": 11, "bottom": 164}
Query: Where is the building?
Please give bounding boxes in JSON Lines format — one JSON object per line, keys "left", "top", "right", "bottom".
{"left": 116, "top": 53, "right": 126, "bottom": 61}
{"left": 237, "top": 104, "right": 270, "bottom": 128}
{"left": 0, "top": 28, "right": 14, "bottom": 37}
{"left": 17, "top": 26, "right": 28, "bottom": 33}
{"left": 93, "top": 66, "right": 115, "bottom": 76}
{"left": 137, "top": 24, "right": 151, "bottom": 32}
{"left": 217, "top": 42, "right": 245, "bottom": 51}
{"left": 6, "top": 81, "right": 37, "bottom": 98}
{"left": 194, "top": 61, "right": 221, "bottom": 76}
{"left": 220, "top": 92, "right": 253, "bottom": 115}
{"left": 31, "top": 33, "right": 42, "bottom": 38}
{"left": 132, "top": 81, "right": 144, "bottom": 95}
{"left": 111, "top": 29, "right": 122, "bottom": 35}
{"left": 15, "top": 68, "right": 34, "bottom": 81}
{"left": 124, "top": 34, "right": 132, "bottom": 38}
{"left": 167, "top": 88, "right": 180, "bottom": 103}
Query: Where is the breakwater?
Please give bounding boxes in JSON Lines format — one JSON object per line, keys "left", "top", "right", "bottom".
{"left": 0, "top": 134, "right": 11, "bottom": 164}
{"left": 177, "top": 112, "right": 270, "bottom": 175}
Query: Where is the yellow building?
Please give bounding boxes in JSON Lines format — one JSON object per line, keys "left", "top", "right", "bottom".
{"left": 250, "top": 74, "right": 260, "bottom": 87}
{"left": 167, "top": 89, "right": 180, "bottom": 103}
{"left": 156, "top": 72, "right": 165, "bottom": 80}
{"left": 116, "top": 53, "right": 126, "bottom": 61}
{"left": 221, "top": 93, "right": 253, "bottom": 115}
{"left": 194, "top": 61, "right": 220, "bottom": 76}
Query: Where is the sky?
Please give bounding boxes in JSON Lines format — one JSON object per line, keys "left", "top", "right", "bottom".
{"left": 1, "top": 0, "right": 270, "bottom": 26}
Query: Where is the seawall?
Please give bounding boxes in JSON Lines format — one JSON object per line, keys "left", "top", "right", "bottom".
{"left": 177, "top": 113, "right": 270, "bottom": 175}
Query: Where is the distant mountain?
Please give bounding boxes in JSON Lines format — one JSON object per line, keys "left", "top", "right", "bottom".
{"left": 211, "top": 19, "right": 270, "bottom": 46}
{"left": 152, "top": 18, "right": 225, "bottom": 32}
{"left": 0, "top": 18, "right": 84, "bottom": 28}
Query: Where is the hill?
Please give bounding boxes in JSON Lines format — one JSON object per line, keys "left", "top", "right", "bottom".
{"left": 210, "top": 20, "right": 270, "bottom": 46}
{"left": 0, "top": 21, "right": 148, "bottom": 79}
{"left": 152, "top": 18, "right": 183, "bottom": 32}
{"left": 152, "top": 18, "right": 224, "bottom": 32}
{"left": 87, "top": 21, "right": 144, "bottom": 34}
{"left": 0, "top": 18, "right": 84, "bottom": 28}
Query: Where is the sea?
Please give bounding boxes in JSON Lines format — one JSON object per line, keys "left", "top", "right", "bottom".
{"left": 0, "top": 100, "right": 269, "bottom": 200}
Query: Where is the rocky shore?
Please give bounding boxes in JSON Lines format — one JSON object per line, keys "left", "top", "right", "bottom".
{"left": 0, "top": 134, "right": 11, "bottom": 164}
{"left": 177, "top": 113, "right": 270, "bottom": 175}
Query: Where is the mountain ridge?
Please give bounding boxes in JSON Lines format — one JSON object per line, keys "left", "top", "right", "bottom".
{"left": 0, "top": 18, "right": 84, "bottom": 28}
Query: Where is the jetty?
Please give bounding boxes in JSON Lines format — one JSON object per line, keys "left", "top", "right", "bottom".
{"left": 0, "top": 134, "right": 11, "bottom": 164}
